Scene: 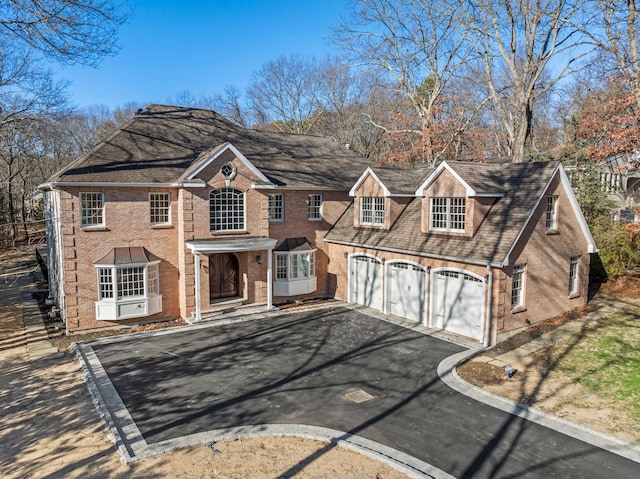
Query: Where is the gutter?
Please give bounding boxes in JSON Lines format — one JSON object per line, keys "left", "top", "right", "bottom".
{"left": 37, "top": 181, "right": 206, "bottom": 191}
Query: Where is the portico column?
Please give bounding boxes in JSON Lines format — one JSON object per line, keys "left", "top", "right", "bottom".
{"left": 267, "top": 247, "right": 273, "bottom": 309}
{"left": 194, "top": 252, "right": 202, "bottom": 322}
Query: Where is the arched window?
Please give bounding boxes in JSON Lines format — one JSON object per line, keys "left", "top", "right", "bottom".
{"left": 210, "top": 187, "right": 245, "bottom": 231}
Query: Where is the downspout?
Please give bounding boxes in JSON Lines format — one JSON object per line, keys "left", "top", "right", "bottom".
{"left": 483, "top": 264, "right": 494, "bottom": 347}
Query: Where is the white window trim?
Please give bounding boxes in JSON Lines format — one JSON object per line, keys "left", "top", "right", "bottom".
{"left": 429, "top": 197, "right": 466, "bottom": 232}
{"left": 95, "top": 261, "right": 162, "bottom": 320}
{"left": 511, "top": 264, "right": 526, "bottom": 310}
{"left": 308, "top": 194, "right": 323, "bottom": 221}
{"left": 269, "top": 193, "right": 284, "bottom": 222}
{"left": 149, "top": 192, "right": 171, "bottom": 226}
{"left": 80, "top": 192, "right": 105, "bottom": 228}
{"left": 359, "top": 197, "right": 385, "bottom": 226}
{"left": 210, "top": 187, "right": 246, "bottom": 232}
{"left": 569, "top": 256, "right": 580, "bottom": 296}
{"left": 274, "top": 250, "right": 317, "bottom": 296}
{"left": 546, "top": 195, "right": 558, "bottom": 231}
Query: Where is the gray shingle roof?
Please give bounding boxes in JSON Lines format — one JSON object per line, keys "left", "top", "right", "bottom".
{"left": 50, "top": 104, "right": 371, "bottom": 189}
{"left": 326, "top": 161, "right": 559, "bottom": 265}
{"left": 371, "top": 165, "right": 434, "bottom": 195}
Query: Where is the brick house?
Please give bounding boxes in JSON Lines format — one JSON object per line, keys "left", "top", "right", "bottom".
{"left": 41, "top": 104, "right": 596, "bottom": 345}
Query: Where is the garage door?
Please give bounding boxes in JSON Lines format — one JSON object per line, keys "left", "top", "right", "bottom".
{"left": 432, "top": 270, "right": 485, "bottom": 341}
{"left": 387, "top": 262, "right": 426, "bottom": 322}
{"left": 350, "top": 255, "right": 382, "bottom": 310}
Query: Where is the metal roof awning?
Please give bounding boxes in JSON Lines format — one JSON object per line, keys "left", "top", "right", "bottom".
{"left": 94, "top": 246, "right": 160, "bottom": 266}
{"left": 274, "top": 237, "right": 315, "bottom": 252}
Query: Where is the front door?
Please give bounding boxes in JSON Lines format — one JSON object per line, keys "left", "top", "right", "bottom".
{"left": 209, "top": 253, "right": 239, "bottom": 302}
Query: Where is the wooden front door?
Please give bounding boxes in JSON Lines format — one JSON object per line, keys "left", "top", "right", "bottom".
{"left": 209, "top": 253, "right": 239, "bottom": 302}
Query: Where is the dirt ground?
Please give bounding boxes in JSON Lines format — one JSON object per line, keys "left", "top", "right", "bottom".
{"left": 0, "top": 247, "right": 410, "bottom": 479}
{"left": 458, "top": 284, "right": 640, "bottom": 445}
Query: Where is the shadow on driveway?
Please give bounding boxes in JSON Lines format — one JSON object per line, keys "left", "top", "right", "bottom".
{"left": 79, "top": 307, "right": 640, "bottom": 478}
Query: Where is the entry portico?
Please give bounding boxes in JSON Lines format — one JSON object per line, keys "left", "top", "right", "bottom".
{"left": 185, "top": 237, "right": 277, "bottom": 321}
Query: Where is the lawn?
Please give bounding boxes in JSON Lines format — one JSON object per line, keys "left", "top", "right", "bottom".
{"left": 559, "top": 309, "right": 640, "bottom": 420}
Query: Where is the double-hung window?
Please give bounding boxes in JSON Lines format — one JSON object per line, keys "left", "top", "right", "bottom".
{"left": 360, "top": 197, "right": 385, "bottom": 226}
{"left": 210, "top": 187, "right": 245, "bottom": 231}
{"left": 150, "top": 192, "right": 170, "bottom": 225}
{"left": 511, "top": 264, "right": 526, "bottom": 309}
{"left": 546, "top": 196, "right": 558, "bottom": 231}
{"left": 95, "top": 247, "right": 162, "bottom": 321}
{"left": 269, "top": 194, "right": 284, "bottom": 222}
{"left": 308, "top": 194, "right": 322, "bottom": 220}
{"left": 430, "top": 197, "right": 465, "bottom": 232}
{"left": 568, "top": 256, "right": 580, "bottom": 295}
{"left": 80, "top": 192, "right": 104, "bottom": 227}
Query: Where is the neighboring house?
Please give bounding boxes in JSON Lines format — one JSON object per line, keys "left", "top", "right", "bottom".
{"left": 598, "top": 153, "right": 640, "bottom": 222}
{"left": 40, "top": 104, "right": 597, "bottom": 345}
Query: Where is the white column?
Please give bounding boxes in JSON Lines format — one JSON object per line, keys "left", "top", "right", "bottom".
{"left": 266, "top": 247, "right": 273, "bottom": 310}
{"left": 194, "top": 252, "right": 202, "bottom": 322}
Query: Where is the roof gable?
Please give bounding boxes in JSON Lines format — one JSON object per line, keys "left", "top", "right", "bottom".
{"left": 349, "top": 168, "right": 390, "bottom": 197}
{"left": 182, "top": 142, "right": 272, "bottom": 184}
{"left": 415, "top": 161, "right": 505, "bottom": 197}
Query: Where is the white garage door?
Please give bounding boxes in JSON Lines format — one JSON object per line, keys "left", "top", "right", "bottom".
{"left": 350, "top": 255, "right": 382, "bottom": 310}
{"left": 387, "top": 262, "right": 426, "bottom": 322}
{"left": 432, "top": 270, "right": 485, "bottom": 341}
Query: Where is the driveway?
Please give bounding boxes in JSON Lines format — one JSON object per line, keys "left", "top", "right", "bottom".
{"left": 78, "top": 306, "right": 640, "bottom": 478}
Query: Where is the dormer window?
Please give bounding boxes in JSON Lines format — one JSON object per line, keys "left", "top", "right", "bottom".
{"left": 430, "top": 197, "right": 466, "bottom": 232}
{"left": 360, "top": 197, "right": 385, "bottom": 226}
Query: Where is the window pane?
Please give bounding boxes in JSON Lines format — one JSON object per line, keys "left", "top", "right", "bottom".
{"left": 147, "top": 264, "right": 158, "bottom": 295}
{"left": 308, "top": 194, "right": 322, "bottom": 220}
{"left": 546, "top": 196, "right": 558, "bottom": 230}
{"left": 276, "top": 253, "right": 287, "bottom": 279}
{"left": 511, "top": 265, "right": 525, "bottom": 308}
{"left": 269, "top": 194, "right": 284, "bottom": 221}
{"left": 568, "top": 256, "right": 579, "bottom": 295}
{"left": 150, "top": 193, "right": 170, "bottom": 224}
{"left": 210, "top": 188, "right": 245, "bottom": 231}
{"left": 117, "top": 267, "right": 145, "bottom": 298}
{"left": 98, "top": 268, "right": 113, "bottom": 299}
{"left": 80, "top": 193, "right": 104, "bottom": 226}
{"left": 360, "top": 197, "right": 384, "bottom": 225}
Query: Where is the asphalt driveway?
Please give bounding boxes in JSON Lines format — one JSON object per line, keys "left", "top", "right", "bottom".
{"left": 81, "top": 306, "right": 640, "bottom": 478}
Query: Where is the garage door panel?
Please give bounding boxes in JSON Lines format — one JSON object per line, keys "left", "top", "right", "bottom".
{"left": 433, "top": 271, "right": 484, "bottom": 341}
{"left": 350, "top": 256, "right": 382, "bottom": 310}
{"left": 388, "top": 263, "right": 425, "bottom": 322}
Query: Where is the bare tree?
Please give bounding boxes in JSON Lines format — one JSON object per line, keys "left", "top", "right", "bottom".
{"left": 577, "top": 1, "right": 640, "bottom": 109}
{"left": 455, "top": 0, "right": 588, "bottom": 162}
{"left": 247, "top": 54, "right": 324, "bottom": 134}
{"left": 334, "top": 0, "right": 475, "bottom": 165}
{"left": 0, "top": 0, "right": 128, "bottom": 66}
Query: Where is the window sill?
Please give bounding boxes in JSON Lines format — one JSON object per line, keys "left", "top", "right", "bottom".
{"left": 81, "top": 225, "right": 109, "bottom": 231}
{"left": 269, "top": 219, "right": 284, "bottom": 223}
{"left": 545, "top": 230, "right": 559, "bottom": 235}
{"left": 568, "top": 292, "right": 581, "bottom": 299}
{"left": 510, "top": 306, "right": 527, "bottom": 314}
{"left": 308, "top": 218, "right": 322, "bottom": 222}
{"left": 151, "top": 224, "right": 173, "bottom": 229}
{"left": 210, "top": 230, "right": 250, "bottom": 236}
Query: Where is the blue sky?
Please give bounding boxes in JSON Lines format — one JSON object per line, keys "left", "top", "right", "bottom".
{"left": 51, "top": 0, "right": 349, "bottom": 109}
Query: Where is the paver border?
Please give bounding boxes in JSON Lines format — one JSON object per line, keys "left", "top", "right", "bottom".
{"left": 439, "top": 349, "right": 640, "bottom": 464}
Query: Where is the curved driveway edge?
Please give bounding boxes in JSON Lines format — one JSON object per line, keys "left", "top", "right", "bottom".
{"left": 439, "top": 349, "right": 640, "bottom": 464}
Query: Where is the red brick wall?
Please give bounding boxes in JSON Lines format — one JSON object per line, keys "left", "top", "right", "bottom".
{"left": 59, "top": 186, "right": 181, "bottom": 332}
{"left": 492, "top": 173, "right": 590, "bottom": 341}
